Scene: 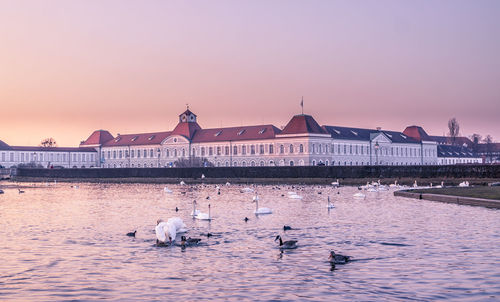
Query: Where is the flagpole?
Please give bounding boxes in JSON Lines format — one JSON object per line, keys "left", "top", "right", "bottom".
{"left": 301, "top": 96, "right": 304, "bottom": 115}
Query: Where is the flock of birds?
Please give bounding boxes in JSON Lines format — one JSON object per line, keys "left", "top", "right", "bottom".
{"left": 126, "top": 181, "right": 352, "bottom": 268}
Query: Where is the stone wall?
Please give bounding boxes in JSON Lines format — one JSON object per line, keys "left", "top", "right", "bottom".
{"left": 15, "top": 165, "right": 500, "bottom": 179}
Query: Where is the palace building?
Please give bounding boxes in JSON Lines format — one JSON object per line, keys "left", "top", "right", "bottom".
{"left": 79, "top": 108, "right": 443, "bottom": 168}
{"left": 1, "top": 108, "right": 483, "bottom": 169}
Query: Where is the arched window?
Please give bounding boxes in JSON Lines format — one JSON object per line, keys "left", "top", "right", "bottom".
{"left": 289, "top": 160, "right": 294, "bottom": 166}
{"left": 242, "top": 161, "right": 247, "bottom": 167}
{"left": 326, "top": 160, "right": 329, "bottom": 166}
{"left": 233, "top": 161, "right": 238, "bottom": 167}
{"left": 289, "top": 144, "right": 294, "bottom": 154}
{"left": 166, "top": 149, "right": 170, "bottom": 157}
{"left": 250, "top": 161, "right": 256, "bottom": 166}
{"left": 299, "top": 144, "right": 304, "bottom": 153}
{"left": 174, "top": 149, "right": 177, "bottom": 157}
{"left": 233, "top": 146, "right": 238, "bottom": 155}
{"left": 269, "top": 144, "right": 274, "bottom": 154}
{"left": 182, "top": 149, "right": 185, "bottom": 157}
{"left": 260, "top": 161, "right": 265, "bottom": 166}
{"left": 150, "top": 149, "right": 154, "bottom": 157}
{"left": 312, "top": 160, "right": 316, "bottom": 166}
{"left": 250, "top": 145, "right": 255, "bottom": 155}
{"left": 259, "top": 144, "right": 264, "bottom": 154}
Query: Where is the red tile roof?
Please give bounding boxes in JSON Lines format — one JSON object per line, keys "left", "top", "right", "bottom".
{"left": 191, "top": 125, "right": 280, "bottom": 143}
{"left": 403, "top": 126, "right": 431, "bottom": 141}
{"left": 80, "top": 130, "right": 114, "bottom": 146}
{"left": 280, "top": 114, "right": 328, "bottom": 135}
{"left": 171, "top": 122, "right": 202, "bottom": 140}
{"left": 102, "top": 131, "right": 172, "bottom": 147}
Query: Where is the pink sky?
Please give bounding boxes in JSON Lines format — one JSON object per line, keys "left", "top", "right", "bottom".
{"left": 1, "top": 0, "right": 499, "bottom": 146}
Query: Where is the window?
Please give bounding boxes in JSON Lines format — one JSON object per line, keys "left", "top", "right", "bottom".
{"left": 113, "top": 151, "right": 116, "bottom": 159}
{"left": 107, "top": 151, "right": 111, "bottom": 158}
{"left": 350, "top": 145, "right": 352, "bottom": 154}
{"left": 233, "top": 146, "right": 237, "bottom": 155}
{"left": 225, "top": 146, "right": 230, "bottom": 155}
{"left": 150, "top": 149, "right": 154, "bottom": 157}
{"left": 209, "top": 147, "right": 213, "bottom": 156}
{"left": 137, "top": 150, "right": 141, "bottom": 158}
{"left": 251, "top": 145, "right": 255, "bottom": 155}
{"left": 338, "top": 144, "right": 341, "bottom": 153}
{"left": 289, "top": 144, "right": 294, "bottom": 154}
{"left": 300, "top": 144, "right": 304, "bottom": 153}
{"left": 174, "top": 149, "right": 177, "bottom": 157}
{"left": 143, "top": 150, "right": 147, "bottom": 158}
{"left": 182, "top": 149, "right": 185, "bottom": 157}
{"left": 280, "top": 145, "right": 284, "bottom": 154}
{"left": 289, "top": 160, "right": 294, "bottom": 166}
{"left": 259, "top": 144, "right": 264, "bottom": 154}
{"left": 217, "top": 146, "right": 221, "bottom": 155}
{"left": 201, "top": 147, "right": 205, "bottom": 156}
{"left": 251, "top": 161, "right": 256, "bottom": 166}
{"left": 242, "top": 146, "right": 246, "bottom": 155}
{"left": 269, "top": 144, "right": 274, "bottom": 154}
{"left": 343, "top": 144, "right": 346, "bottom": 154}
{"left": 119, "top": 150, "right": 123, "bottom": 158}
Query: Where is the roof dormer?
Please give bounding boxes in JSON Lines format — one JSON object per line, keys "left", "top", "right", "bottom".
{"left": 179, "top": 106, "right": 197, "bottom": 123}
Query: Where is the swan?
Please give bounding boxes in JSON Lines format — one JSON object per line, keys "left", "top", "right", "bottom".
{"left": 329, "top": 250, "right": 350, "bottom": 264}
{"left": 327, "top": 196, "right": 335, "bottom": 209}
{"left": 155, "top": 217, "right": 188, "bottom": 244}
{"left": 289, "top": 194, "right": 303, "bottom": 199}
{"left": 225, "top": 182, "right": 231, "bottom": 186}
{"left": 201, "top": 174, "right": 205, "bottom": 179}
{"left": 413, "top": 180, "right": 418, "bottom": 188}
{"left": 353, "top": 192, "right": 366, "bottom": 198}
{"left": 331, "top": 179, "right": 340, "bottom": 187}
{"left": 180, "top": 181, "right": 186, "bottom": 185}
{"left": 367, "top": 187, "right": 378, "bottom": 192}
{"left": 275, "top": 235, "right": 297, "bottom": 249}
{"left": 283, "top": 225, "right": 292, "bottom": 231}
{"left": 191, "top": 200, "right": 201, "bottom": 217}
{"left": 389, "top": 180, "right": 398, "bottom": 188}
{"left": 435, "top": 181, "right": 444, "bottom": 189}
{"left": 195, "top": 204, "right": 212, "bottom": 220}
{"left": 253, "top": 194, "right": 272, "bottom": 214}
{"left": 459, "top": 181, "right": 469, "bottom": 187}
{"left": 126, "top": 230, "right": 136, "bottom": 237}
{"left": 241, "top": 187, "right": 254, "bottom": 193}
{"left": 164, "top": 187, "right": 173, "bottom": 193}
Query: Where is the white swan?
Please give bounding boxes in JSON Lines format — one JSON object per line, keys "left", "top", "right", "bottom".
{"left": 225, "top": 182, "right": 231, "bottom": 186}
{"left": 459, "top": 181, "right": 469, "bottom": 187}
{"left": 413, "top": 180, "right": 418, "bottom": 188}
{"left": 180, "top": 181, "right": 186, "bottom": 185}
{"left": 367, "top": 187, "right": 378, "bottom": 192}
{"left": 155, "top": 217, "right": 187, "bottom": 243}
{"left": 201, "top": 174, "right": 205, "bottom": 179}
{"left": 331, "top": 179, "right": 340, "bottom": 187}
{"left": 389, "top": 180, "right": 398, "bottom": 188}
{"left": 289, "top": 194, "right": 303, "bottom": 199}
{"left": 164, "top": 187, "right": 173, "bottom": 193}
{"left": 435, "top": 181, "right": 444, "bottom": 189}
{"left": 241, "top": 187, "right": 254, "bottom": 193}
{"left": 327, "top": 196, "right": 335, "bottom": 209}
{"left": 353, "top": 192, "right": 366, "bottom": 198}
{"left": 191, "top": 200, "right": 201, "bottom": 217}
{"left": 253, "top": 193, "right": 272, "bottom": 214}
{"left": 195, "top": 204, "right": 212, "bottom": 220}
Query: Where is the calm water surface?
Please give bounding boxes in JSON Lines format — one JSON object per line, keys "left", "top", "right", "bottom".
{"left": 0, "top": 182, "right": 499, "bottom": 301}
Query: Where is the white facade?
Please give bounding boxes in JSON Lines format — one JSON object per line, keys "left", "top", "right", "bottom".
{"left": 0, "top": 146, "right": 98, "bottom": 169}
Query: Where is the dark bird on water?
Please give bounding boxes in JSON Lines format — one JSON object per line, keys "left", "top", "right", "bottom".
{"left": 181, "top": 236, "right": 202, "bottom": 246}
{"left": 18, "top": 189, "right": 25, "bottom": 194}
{"left": 283, "top": 225, "right": 292, "bottom": 231}
{"left": 175, "top": 207, "right": 179, "bottom": 212}
{"left": 329, "top": 250, "right": 350, "bottom": 264}
{"left": 126, "top": 230, "right": 136, "bottom": 237}
{"left": 274, "top": 235, "right": 297, "bottom": 249}
{"left": 244, "top": 217, "right": 249, "bottom": 222}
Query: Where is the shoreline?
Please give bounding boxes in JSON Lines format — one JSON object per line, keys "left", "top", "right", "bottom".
{"left": 4, "top": 176, "right": 500, "bottom": 186}
{"left": 394, "top": 190, "right": 500, "bottom": 209}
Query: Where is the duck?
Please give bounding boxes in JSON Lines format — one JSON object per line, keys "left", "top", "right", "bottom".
{"left": 18, "top": 189, "right": 25, "bottom": 194}
{"left": 0, "top": 189, "right": 4, "bottom": 194}
{"left": 191, "top": 200, "right": 201, "bottom": 217}
{"left": 327, "top": 196, "right": 335, "bottom": 209}
{"left": 253, "top": 193, "right": 272, "bottom": 215}
{"left": 195, "top": 204, "right": 212, "bottom": 220}
{"left": 244, "top": 217, "right": 249, "bottom": 222}
{"left": 126, "top": 230, "right": 136, "bottom": 237}
{"left": 180, "top": 236, "right": 202, "bottom": 246}
{"left": 175, "top": 207, "right": 179, "bottom": 212}
{"left": 329, "top": 250, "right": 350, "bottom": 264}
{"left": 274, "top": 235, "right": 297, "bottom": 249}
{"left": 283, "top": 225, "right": 292, "bottom": 231}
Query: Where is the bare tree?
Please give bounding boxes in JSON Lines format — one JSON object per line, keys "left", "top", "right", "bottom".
{"left": 483, "top": 135, "right": 494, "bottom": 163}
{"left": 40, "top": 138, "right": 57, "bottom": 148}
{"left": 447, "top": 118, "right": 460, "bottom": 145}
{"left": 469, "top": 133, "right": 482, "bottom": 152}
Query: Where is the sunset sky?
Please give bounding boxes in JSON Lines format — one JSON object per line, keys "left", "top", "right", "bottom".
{"left": 1, "top": 0, "right": 499, "bottom": 147}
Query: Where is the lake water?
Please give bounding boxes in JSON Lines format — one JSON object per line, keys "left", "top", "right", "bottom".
{"left": 0, "top": 182, "right": 499, "bottom": 301}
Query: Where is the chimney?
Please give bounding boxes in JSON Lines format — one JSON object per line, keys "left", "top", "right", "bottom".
{"left": 376, "top": 127, "right": 381, "bottom": 131}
